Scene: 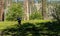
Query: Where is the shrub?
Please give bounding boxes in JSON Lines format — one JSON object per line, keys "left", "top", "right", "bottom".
{"left": 30, "top": 12, "right": 42, "bottom": 20}
{"left": 6, "top": 3, "right": 23, "bottom": 21}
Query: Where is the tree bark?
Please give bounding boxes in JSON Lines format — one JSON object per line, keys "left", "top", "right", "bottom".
{"left": 23, "top": 0, "right": 29, "bottom": 20}
{"left": 0, "top": 0, "right": 4, "bottom": 21}
{"left": 42, "top": 0, "right": 47, "bottom": 20}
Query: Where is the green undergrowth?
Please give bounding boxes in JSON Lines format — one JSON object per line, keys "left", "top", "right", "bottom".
{"left": 0, "top": 20, "right": 51, "bottom": 30}
{"left": 0, "top": 20, "right": 60, "bottom": 36}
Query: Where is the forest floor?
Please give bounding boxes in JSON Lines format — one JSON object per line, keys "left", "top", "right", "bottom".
{"left": 0, "top": 20, "right": 51, "bottom": 30}
{"left": 0, "top": 20, "right": 59, "bottom": 36}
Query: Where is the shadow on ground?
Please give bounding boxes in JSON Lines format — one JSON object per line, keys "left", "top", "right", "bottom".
{"left": 2, "top": 21, "right": 60, "bottom": 36}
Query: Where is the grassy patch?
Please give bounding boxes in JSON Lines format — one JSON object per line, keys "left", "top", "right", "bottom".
{"left": 0, "top": 21, "right": 17, "bottom": 30}
{"left": 0, "top": 20, "right": 59, "bottom": 36}
{"left": 0, "top": 20, "right": 51, "bottom": 30}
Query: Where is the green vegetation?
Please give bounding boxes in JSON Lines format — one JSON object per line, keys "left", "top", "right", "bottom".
{"left": 6, "top": 2, "right": 43, "bottom": 21}
{"left": 52, "top": 5, "right": 60, "bottom": 21}
{"left": 1, "top": 0, "right": 60, "bottom": 36}
{"left": 0, "top": 20, "right": 51, "bottom": 30}
{"left": 55, "top": 5, "right": 60, "bottom": 20}
{"left": 0, "top": 21, "right": 17, "bottom": 30}
{"left": 6, "top": 3, "right": 23, "bottom": 21}
{"left": 30, "top": 12, "right": 42, "bottom": 20}
{"left": 0, "top": 20, "right": 60, "bottom": 36}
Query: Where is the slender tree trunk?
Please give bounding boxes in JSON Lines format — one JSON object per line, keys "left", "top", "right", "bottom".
{"left": 29, "top": 5, "right": 32, "bottom": 15}
{"left": 4, "top": 0, "right": 12, "bottom": 21}
{"left": 29, "top": 0, "right": 34, "bottom": 15}
{"left": 24, "top": 0, "right": 29, "bottom": 20}
{"left": 42, "top": 0, "right": 47, "bottom": 20}
{"left": 0, "top": 0, "right": 4, "bottom": 21}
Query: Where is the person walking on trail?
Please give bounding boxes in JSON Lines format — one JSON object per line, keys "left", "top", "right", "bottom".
{"left": 17, "top": 16, "right": 21, "bottom": 25}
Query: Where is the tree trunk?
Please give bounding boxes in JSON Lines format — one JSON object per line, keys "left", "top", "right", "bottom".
{"left": 42, "top": 0, "right": 47, "bottom": 20}
{"left": 0, "top": 0, "right": 4, "bottom": 21}
{"left": 4, "top": 0, "right": 12, "bottom": 21}
{"left": 23, "top": 0, "right": 29, "bottom": 20}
